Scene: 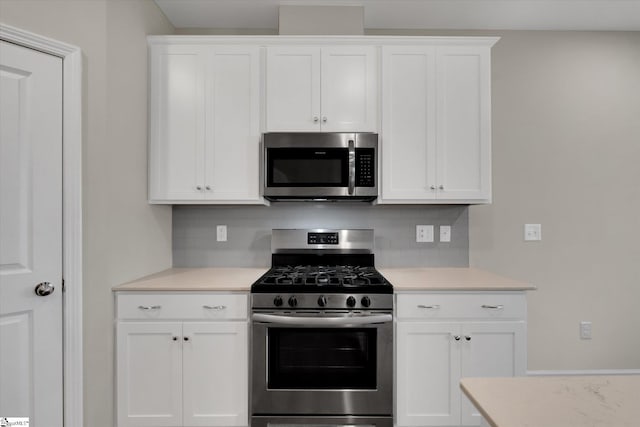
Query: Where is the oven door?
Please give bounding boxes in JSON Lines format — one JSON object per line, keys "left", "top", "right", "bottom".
{"left": 251, "top": 311, "right": 393, "bottom": 416}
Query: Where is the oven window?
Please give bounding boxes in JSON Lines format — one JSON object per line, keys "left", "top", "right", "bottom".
{"left": 267, "top": 148, "right": 349, "bottom": 187}
{"left": 268, "top": 328, "right": 376, "bottom": 389}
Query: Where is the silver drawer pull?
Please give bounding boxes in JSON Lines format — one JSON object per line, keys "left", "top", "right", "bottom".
{"left": 138, "top": 305, "right": 161, "bottom": 310}
{"left": 481, "top": 304, "right": 504, "bottom": 310}
{"left": 203, "top": 305, "right": 227, "bottom": 311}
{"left": 418, "top": 304, "right": 441, "bottom": 309}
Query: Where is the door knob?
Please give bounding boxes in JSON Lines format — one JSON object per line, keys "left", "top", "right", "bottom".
{"left": 34, "top": 282, "right": 55, "bottom": 296}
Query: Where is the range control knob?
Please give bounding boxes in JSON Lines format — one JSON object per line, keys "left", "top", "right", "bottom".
{"left": 317, "top": 295, "right": 328, "bottom": 307}
{"left": 273, "top": 296, "right": 283, "bottom": 307}
{"left": 288, "top": 296, "right": 298, "bottom": 307}
{"left": 361, "top": 296, "right": 371, "bottom": 308}
{"left": 346, "top": 296, "right": 356, "bottom": 308}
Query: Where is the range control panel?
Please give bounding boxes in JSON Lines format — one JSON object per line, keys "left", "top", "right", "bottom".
{"left": 307, "top": 232, "right": 339, "bottom": 245}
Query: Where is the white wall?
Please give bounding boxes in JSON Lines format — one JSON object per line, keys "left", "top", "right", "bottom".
{"left": 0, "top": 1, "right": 174, "bottom": 425}
{"left": 468, "top": 31, "right": 640, "bottom": 370}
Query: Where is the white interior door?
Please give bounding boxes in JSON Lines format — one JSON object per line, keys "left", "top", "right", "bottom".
{"left": 0, "top": 40, "right": 63, "bottom": 425}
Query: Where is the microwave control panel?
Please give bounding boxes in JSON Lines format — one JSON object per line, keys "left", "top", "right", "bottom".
{"left": 355, "top": 148, "right": 375, "bottom": 187}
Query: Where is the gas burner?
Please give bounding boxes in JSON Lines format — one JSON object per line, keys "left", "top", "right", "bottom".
{"left": 251, "top": 229, "right": 393, "bottom": 298}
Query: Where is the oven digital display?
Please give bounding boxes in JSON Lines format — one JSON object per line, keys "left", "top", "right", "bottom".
{"left": 308, "top": 232, "right": 339, "bottom": 245}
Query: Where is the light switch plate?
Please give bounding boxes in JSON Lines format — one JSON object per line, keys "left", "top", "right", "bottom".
{"left": 416, "top": 225, "right": 434, "bottom": 242}
{"left": 216, "top": 225, "right": 227, "bottom": 242}
{"left": 580, "top": 321, "right": 592, "bottom": 340}
{"left": 440, "top": 225, "right": 451, "bottom": 242}
{"left": 524, "top": 224, "right": 542, "bottom": 241}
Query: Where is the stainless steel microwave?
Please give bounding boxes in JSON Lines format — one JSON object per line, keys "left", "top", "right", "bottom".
{"left": 262, "top": 132, "right": 378, "bottom": 201}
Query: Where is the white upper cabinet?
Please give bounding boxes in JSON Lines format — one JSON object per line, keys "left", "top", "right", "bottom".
{"left": 149, "top": 44, "right": 262, "bottom": 204}
{"left": 265, "top": 46, "right": 377, "bottom": 132}
{"left": 380, "top": 43, "right": 494, "bottom": 204}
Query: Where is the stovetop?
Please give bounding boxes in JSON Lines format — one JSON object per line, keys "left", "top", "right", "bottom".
{"left": 251, "top": 264, "right": 392, "bottom": 294}
{"left": 251, "top": 229, "right": 393, "bottom": 310}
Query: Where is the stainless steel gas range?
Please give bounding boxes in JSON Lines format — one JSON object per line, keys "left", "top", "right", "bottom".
{"left": 251, "top": 229, "right": 393, "bottom": 427}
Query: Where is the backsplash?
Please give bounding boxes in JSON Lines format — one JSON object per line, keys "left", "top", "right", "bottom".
{"left": 173, "top": 204, "right": 469, "bottom": 268}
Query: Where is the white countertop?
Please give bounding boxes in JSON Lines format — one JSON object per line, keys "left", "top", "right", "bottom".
{"left": 113, "top": 268, "right": 268, "bottom": 292}
{"left": 113, "top": 267, "right": 533, "bottom": 292}
{"left": 380, "top": 268, "right": 535, "bottom": 291}
{"left": 460, "top": 375, "right": 640, "bottom": 427}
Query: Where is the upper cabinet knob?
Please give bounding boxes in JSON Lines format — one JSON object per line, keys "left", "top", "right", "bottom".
{"left": 313, "top": 116, "right": 319, "bottom": 123}
{"left": 196, "top": 185, "right": 202, "bottom": 191}
{"left": 439, "top": 185, "right": 444, "bottom": 190}
{"left": 322, "top": 116, "right": 327, "bottom": 123}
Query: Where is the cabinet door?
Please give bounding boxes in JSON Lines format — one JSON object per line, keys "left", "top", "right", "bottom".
{"left": 321, "top": 46, "right": 377, "bottom": 132}
{"left": 396, "top": 322, "right": 461, "bottom": 426}
{"left": 182, "top": 322, "right": 248, "bottom": 426}
{"left": 205, "top": 47, "right": 261, "bottom": 202}
{"left": 149, "top": 44, "right": 207, "bottom": 201}
{"left": 435, "top": 46, "right": 491, "bottom": 202}
{"left": 460, "top": 321, "right": 526, "bottom": 426}
{"left": 266, "top": 47, "right": 321, "bottom": 131}
{"left": 116, "top": 322, "right": 183, "bottom": 427}
{"left": 380, "top": 46, "right": 437, "bottom": 202}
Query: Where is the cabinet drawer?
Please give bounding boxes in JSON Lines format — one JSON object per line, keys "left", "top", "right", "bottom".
{"left": 396, "top": 293, "right": 526, "bottom": 320}
{"left": 116, "top": 293, "right": 248, "bottom": 320}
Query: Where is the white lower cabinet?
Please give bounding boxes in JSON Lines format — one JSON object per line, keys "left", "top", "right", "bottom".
{"left": 116, "top": 293, "right": 248, "bottom": 427}
{"left": 396, "top": 292, "right": 527, "bottom": 427}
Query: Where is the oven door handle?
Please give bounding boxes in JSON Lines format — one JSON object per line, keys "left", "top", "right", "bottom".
{"left": 252, "top": 313, "right": 393, "bottom": 326}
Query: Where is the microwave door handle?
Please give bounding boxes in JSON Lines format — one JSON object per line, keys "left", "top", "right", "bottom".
{"left": 252, "top": 313, "right": 392, "bottom": 326}
{"left": 348, "top": 139, "right": 356, "bottom": 195}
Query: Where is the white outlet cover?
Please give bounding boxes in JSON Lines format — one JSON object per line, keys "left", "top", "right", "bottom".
{"left": 524, "top": 224, "right": 542, "bottom": 241}
{"left": 416, "top": 225, "right": 434, "bottom": 243}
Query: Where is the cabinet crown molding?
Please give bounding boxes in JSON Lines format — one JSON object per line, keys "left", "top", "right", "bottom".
{"left": 147, "top": 35, "right": 500, "bottom": 47}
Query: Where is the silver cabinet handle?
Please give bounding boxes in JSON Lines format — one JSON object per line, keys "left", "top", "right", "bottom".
{"left": 205, "top": 185, "right": 211, "bottom": 191}
{"left": 439, "top": 185, "right": 444, "bottom": 190}
{"left": 453, "top": 335, "right": 461, "bottom": 341}
{"left": 313, "top": 116, "right": 319, "bottom": 123}
{"left": 429, "top": 185, "right": 436, "bottom": 190}
{"left": 172, "top": 336, "right": 178, "bottom": 341}
{"left": 183, "top": 336, "right": 190, "bottom": 342}
{"left": 465, "top": 335, "right": 472, "bottom": 341}
{"left": 481, "top": 304, "right": 504, "bottom": 310}
{"left": 196, "top": 185, "right": 202, "bottom": 191}
{"left": 34, "top": 281, "right": 55, "bottom": 296}
{"left": 203, "top": 305, "right": 227, "bottom": 311}
{"left": 138, "top": 305, "right": 161, "bottom": 310}
{"left": 322, "top": 116, "right": 327, "bottom": 123}
{"left": 418, "top": 304, "right": 440, "bottom": 309}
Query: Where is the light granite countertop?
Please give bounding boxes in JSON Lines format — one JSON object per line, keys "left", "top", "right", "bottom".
{"left": 113, "top": 268, "right": 268, "bottom": 292}
{"left": 460, "top": 375, "right": 640, "bottom": 427}
{"left": 113, "top": 267, "right": 533, "bottom": 292}
{"left": 380, "top": 268, "right": 535, "bottom": 291}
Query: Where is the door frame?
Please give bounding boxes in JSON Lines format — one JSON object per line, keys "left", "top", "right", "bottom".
{"left": 0, "top": 24, "right": 83, "bottom": 427}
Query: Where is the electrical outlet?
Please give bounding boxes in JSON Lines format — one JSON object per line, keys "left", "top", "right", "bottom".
{"left": 440, "top": 225, "right": 451, "bottom": 242}
{"left": 416, "top": 225, "right": 434, "bottom": 243}
{"left": 524, "top": 224, "right": 542, "bottom": 241}
{"left": 216, "top": 225, "right": 227, "bottom": 242}
{"left": 580, "top": 321, "right": 592, "bottom": 340}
